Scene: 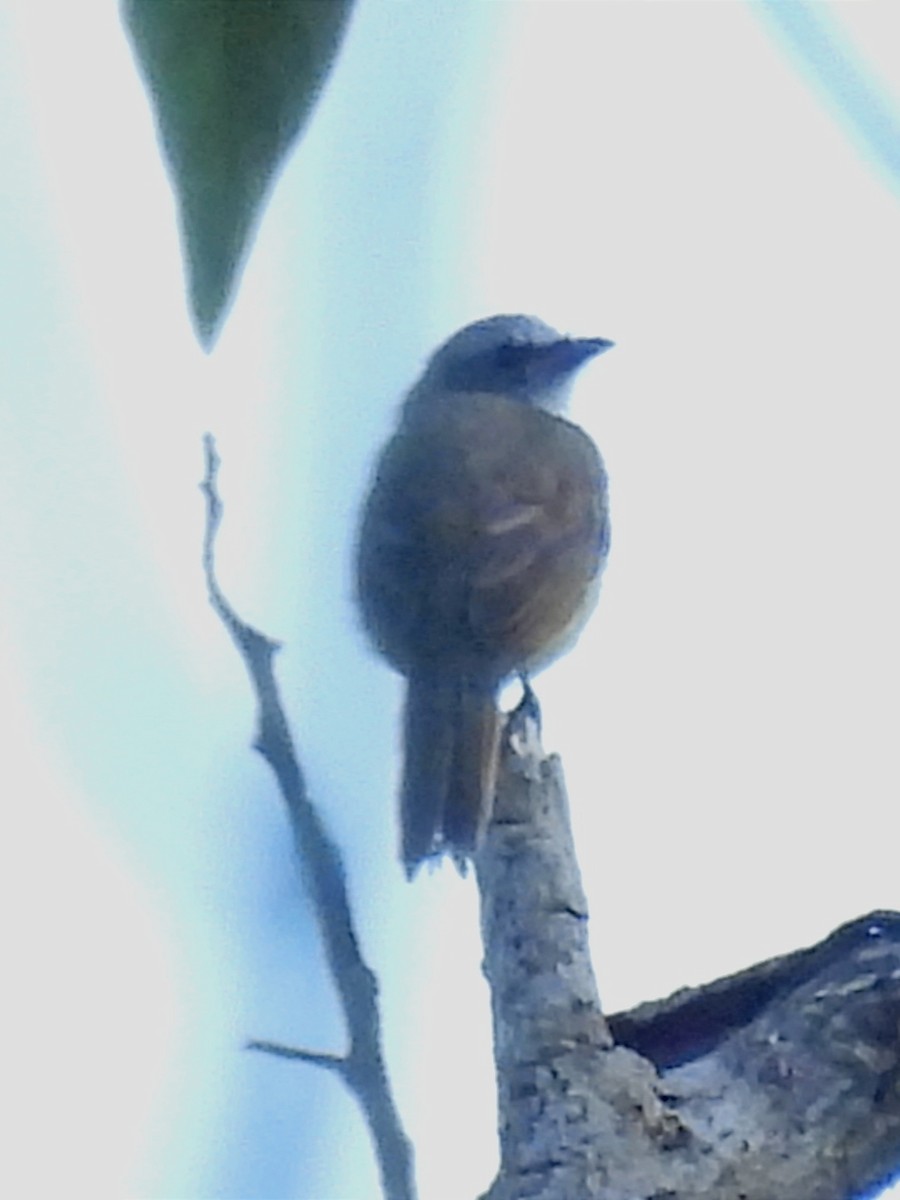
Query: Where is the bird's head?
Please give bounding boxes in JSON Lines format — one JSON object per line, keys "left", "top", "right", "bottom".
{"left": 410, "top": 314, "right": 614, "bottom": 412}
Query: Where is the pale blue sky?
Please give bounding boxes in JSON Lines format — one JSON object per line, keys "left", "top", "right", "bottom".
{"left": 1, "top": 2, "right": 898, "bottom": 1197}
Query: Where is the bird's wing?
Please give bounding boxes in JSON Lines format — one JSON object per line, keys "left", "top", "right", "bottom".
{"left": 459, "top": 400, "right": 608, "bottom": 669}
{"left": 356, "top": 392, "right": 607, "bottom": 675}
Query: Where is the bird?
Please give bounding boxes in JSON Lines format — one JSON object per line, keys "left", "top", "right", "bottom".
{"left": 355, "top": 314, "right": 613, "bottom": 875}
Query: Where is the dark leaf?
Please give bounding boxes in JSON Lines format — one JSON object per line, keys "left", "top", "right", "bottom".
{"left": 123, "top": 0, "right": 354, "bottom": 347}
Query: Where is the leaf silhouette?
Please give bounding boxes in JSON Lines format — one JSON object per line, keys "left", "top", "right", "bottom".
{"left": 123, "top": 0, "right": 354, "bottom": 347}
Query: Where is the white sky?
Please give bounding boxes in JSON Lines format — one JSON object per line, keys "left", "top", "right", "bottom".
{"left": 1, "top": 2, "right": 898, "bottom": 1198}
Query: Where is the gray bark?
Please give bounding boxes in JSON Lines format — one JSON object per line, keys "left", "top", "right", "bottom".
{"left": 476, "top": 706, "right": 900, "bottom": 1200}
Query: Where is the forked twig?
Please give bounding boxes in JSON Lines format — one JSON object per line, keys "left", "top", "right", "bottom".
{"left": 200, "top": 433, "right": 415, "bottom": 1200}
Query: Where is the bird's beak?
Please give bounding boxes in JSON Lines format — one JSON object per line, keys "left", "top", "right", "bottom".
{"left": 529, "top": 335, "right": 614, "bottom": 382}
{"left": 571, "top": 336, "right": 615, "bottom": 360}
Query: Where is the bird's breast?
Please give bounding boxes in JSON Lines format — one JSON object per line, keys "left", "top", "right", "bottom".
{"left": 356, "top": 392, "right": 608, "bottom": 680}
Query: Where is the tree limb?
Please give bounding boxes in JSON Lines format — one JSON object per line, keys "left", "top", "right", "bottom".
{"left": 477, "top": 702, "right": 900, "bottom": 1199}
{"left": 200, "top": 434, "right": 416, "bottom": 1200}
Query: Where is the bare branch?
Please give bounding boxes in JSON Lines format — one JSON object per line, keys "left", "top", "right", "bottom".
{"left": 200, "top": 434, "right": 415, "bottom": 1200}
{"left": 246, "top": 1040, "right": 346, "bottom": 1072}
{"left": 476, "top": 704, "right": 900, "bottom": 1199}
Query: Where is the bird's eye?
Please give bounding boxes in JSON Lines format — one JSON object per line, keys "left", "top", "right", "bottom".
{"left": 494, "top": 343, "right": 522, "bottom": 368}
{"left": 492, "top": 343, "right": 530, "bottom": 377}
{"left": 440, "top": 341, "right": 532, "bottom": 394}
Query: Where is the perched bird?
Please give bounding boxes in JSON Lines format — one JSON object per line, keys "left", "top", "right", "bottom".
{"left": 355, "top": 315, "right": 613, "bottom": 874}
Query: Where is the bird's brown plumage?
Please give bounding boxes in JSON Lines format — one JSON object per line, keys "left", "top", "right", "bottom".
{"left": 357, "top": 388, "right": 608, "bottom": 870}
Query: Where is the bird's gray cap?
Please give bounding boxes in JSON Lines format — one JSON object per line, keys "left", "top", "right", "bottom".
{"left": 411, "top": 313, "right": 613, "bottom": 410}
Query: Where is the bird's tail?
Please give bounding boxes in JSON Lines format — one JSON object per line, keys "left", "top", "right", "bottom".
{"left": 401, "top": 675, "right": 501, "bottom": 875}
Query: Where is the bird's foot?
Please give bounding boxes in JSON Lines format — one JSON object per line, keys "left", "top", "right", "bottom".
{"left": 510, "top": 672, "right": 542, "bottom": 732}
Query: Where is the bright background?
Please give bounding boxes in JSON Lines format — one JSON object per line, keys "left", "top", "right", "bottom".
{"left": 1, "top": 2, "right": 898, "bottom": 1197}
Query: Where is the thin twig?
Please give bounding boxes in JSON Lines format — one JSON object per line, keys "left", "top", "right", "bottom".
{"left": 200, "top": 434, "right": 416, "bottom": 1200}
{"left": 246, "top": 1040, "right": 346, "bottom": 1071}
